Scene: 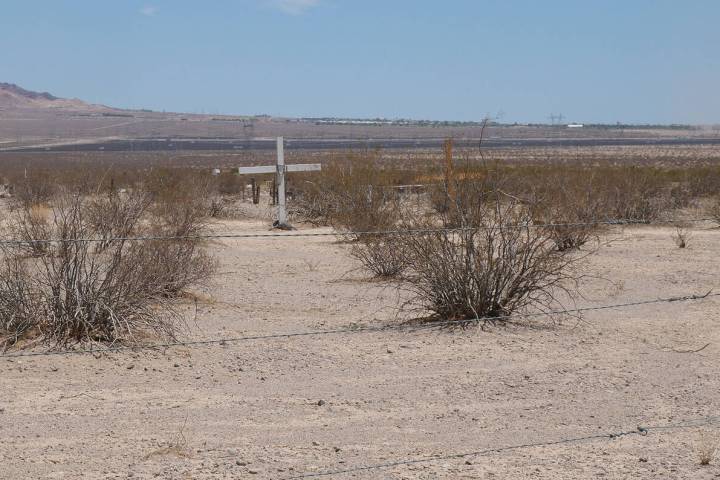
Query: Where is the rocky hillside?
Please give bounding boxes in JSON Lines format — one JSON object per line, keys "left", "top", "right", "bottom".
{"left": 0, "top": 82, "right": 107, "bottom": 111}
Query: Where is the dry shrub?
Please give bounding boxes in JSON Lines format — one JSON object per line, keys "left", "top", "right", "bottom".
{"left": 11, "top": 170, "right": 56, "bottom": 207}
{"left": 590, "top": 167, "right": 670, "bottom": 221}
{"left": 468, "top": 165, "right": 679, "bottom": 224}
{"left": 711, "top": 197, "right": 720, "bottom": 225}
{"left": 427, "top": 163, "right": 498, "bottom": 219}
{"left": 7, "top": 204, "right": 52, "bottom": 257}
{"left": 144, "top": 416, "right": 192, "bottom": 460}
{"left": 153, "top": 198, "right": 211, "bottom": 238}
{"left": 207, "top": 196, "right": 225, "bottom": 218}
{"left": 0, "top": 191, "right": 216, "bottom": 349}
{"left": 350, "top": 235, "right": 407, "bottom": 278}
{"left": 291, "top": 178, "right": 336, "bottom": 224}
{"left": 131, "top": 239, "right": 217, "bottom": 298}
{"left": 292, "top": 157, "right": 403, "bottom": 232}
{"left": 215, "top": 171, "right": 245, "bottom": 196}
{"left": 528, "top": 172, "right": 604, "bottom": 251}
{"left": 87, "top": 189, "right": 153, "bottom": 251}
{"left": 146, "top": 167, "right": 219, "bottom": 224}
{"left": 334, "top": 186, "right": 400, "bottom": 238}
{"left": 538, "top": 211, "right": 599, "bottom": 252}
{"left": 0, "top": 257, "right": 38, "bottom": 347}
{"left": 697, "top": 431, "right": 718, "bottom": 466}
{"left": 294, "top": 158, "right": 410, "bottom": 276}
{"left": 672, "top": 223, "right": 692, "bottom": 248}
{"left": 396, "top": 194, "right": 583, "bottom": 324}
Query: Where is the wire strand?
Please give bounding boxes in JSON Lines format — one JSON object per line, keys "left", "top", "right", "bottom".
{"left": 1, "top": 291, "right": 716, "bottom": 359}
{"left": 0, "top": 217, "right": 714, "bottom": 245}
{"left": 281, "top": 414, "right": 720, "bottom": 479}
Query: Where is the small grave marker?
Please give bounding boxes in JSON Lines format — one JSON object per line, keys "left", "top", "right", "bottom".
{"left": 237, "top": 137, "right": 321, "bottom": 228}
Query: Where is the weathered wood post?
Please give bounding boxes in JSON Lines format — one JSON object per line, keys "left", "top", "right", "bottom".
{"left": 276, "top": 136, "right": 287, "bottom": 225}
{"left": 251, "top": 178, "right": 260, "bottom": 204}
{"left": 237, "top": 137, "right": 321, "bottom": 229}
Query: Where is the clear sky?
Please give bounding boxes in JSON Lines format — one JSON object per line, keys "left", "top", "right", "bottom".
{"left": 2, "top": 1, "right": 719, "bottom": 124}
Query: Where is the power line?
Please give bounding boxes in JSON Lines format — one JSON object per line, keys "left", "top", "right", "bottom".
{"left": 1, "top": 291, "right": 716, "bottom": 359}
{"left": 0, "top": 217, "right": 714, "bottom": 245}
{"left": 281, "top": 414, "right": 720, "bottom": 479}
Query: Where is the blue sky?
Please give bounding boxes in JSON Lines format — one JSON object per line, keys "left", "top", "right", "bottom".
{"left": 2, "top": 1, "right": 719, "bottom": 124}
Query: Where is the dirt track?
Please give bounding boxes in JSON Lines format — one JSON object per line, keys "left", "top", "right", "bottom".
{"left": 2, "top": 221, "right": 719, "bottom": 479}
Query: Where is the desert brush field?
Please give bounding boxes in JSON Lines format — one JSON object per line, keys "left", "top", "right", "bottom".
{"left": 1, "top": 151, "right": 720, "bottom": 479}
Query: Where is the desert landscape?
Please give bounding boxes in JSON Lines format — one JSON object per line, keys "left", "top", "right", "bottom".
{"left": 1, "top": 213, "right": 719, "bottom": 479}
{"left": 2, "top": 118, "right": 720, "bottom": 477}
{"left": 2, "top": 3, "right": 720, "bottom": 477}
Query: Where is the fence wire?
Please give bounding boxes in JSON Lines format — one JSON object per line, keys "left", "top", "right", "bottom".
{"left": 0, "top": 216, "right": 714, "bottom": 245}
{"left": 1, "top": 290, "right": 716, "bottom": 359}
{"left": 282, "top": 414, "right": 720, "bottom": 479}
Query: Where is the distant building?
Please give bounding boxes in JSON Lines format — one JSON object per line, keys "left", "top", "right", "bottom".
{"left": 567, "top": 124, "right": 584, "bottom": 128}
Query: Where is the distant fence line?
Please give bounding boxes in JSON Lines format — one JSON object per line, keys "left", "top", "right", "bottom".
{"left": 0, "top": 216, "right": 714, "bottom": 246}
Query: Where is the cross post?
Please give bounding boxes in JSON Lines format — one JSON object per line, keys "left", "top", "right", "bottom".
{"left": 237, "top": 137, "right": 321, "bottom": 229}
{"left": 276, "top": 136, "right": 287, "bottom": 225}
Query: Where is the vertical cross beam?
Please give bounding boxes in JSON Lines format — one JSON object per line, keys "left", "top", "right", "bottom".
{"left": 236, "top": 138, "right": 320, "bottom": 229}
{"left": 276, "top": 136, "right": 288, "bottom": 226}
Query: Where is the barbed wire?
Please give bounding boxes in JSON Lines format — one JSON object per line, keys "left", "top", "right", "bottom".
{"left": 281, "top": 414, "right": 720, "bottom": 479}
{"left": 0, "top": 216, "right": 714, "bottom": 245}
{"left": 1, "top": 290, "right": 716, "bottom": 359}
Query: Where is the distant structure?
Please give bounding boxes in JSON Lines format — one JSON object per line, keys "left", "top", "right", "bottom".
{"left": 567, "top": 123, "right": 584, "bottom": 128}
{"left": 548, "top": 113, "right": 565, "bottom": 125}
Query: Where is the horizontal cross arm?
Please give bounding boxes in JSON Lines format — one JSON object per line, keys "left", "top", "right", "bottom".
{"left": 286, "top": 163, "right": 322, "bottom": 173}
{"left": 237, "top": 165, "right": 276, "bottom": 175}
{"left": 237, "top": 163, "right": 321, "bottom": 175}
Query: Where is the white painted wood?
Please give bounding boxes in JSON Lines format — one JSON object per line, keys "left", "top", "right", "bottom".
{"left": 235, "top": 136, "right": 322, "bottom": 228}
{"left": 237, "top": 165, "right": 276, "bottom": 175}
{"left": 286, "top": 163, "right": 322, "bottom": 173}
{"left": 276, "top": 137, "right": 287, "bottom": 225}
{"left": 238, "top": 163, "right": 320, "bottom": 174}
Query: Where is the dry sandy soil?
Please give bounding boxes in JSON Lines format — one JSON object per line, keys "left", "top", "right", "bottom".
{"left": 1, "top": 219, "right": 719, "bottom": 479}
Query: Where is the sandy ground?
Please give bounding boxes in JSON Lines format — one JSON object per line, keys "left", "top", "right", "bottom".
{"left": 1, "top": 220, "right": 720, "bottom": 479}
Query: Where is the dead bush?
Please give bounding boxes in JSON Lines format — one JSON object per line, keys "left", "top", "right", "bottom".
{"left": 711, "top": 198, "right": 720, "bottom": 225}
{"left": 396, "top": 196, "right": 583, "bottom": 324}
{"left": 291, "top": 179, "right": 336, "bottom": 224}
{"left": 697, "top": 431, "right": 718, "bottom": 466}
{"left": 146, "top": 167, "right": 219, "bottom": 225}
{"left": 672, "top": 223, "right": 692, "bottom": 249}
{"left": 540, "top": 215, "right": 599, "bottom": 252}
{"left": 593, "top": 167, "right": 670, "bottom": 221}
{"left": 335, "top": 185, "right": 401, "bottom": 238}
{"left": 207, "top": 196, "right": 225, "bottom": 218}
{"left": 292, "top": 157, "right": 403, "bottom": 233}
{"left": 0, "top": 257, "right": 38, "bottom": 349}
{"left": 87, "top": 189, "right": 153, "bottom": 251}
{"left": 11, "top": 170, "right": 56, "bottom": 208}
{"left": 153, "top": 198, "right": 211, "bottom": 238}
{"left": 130, "top": 239, "right": 217, "bottom": 298}
{"left": 7, "top": 204, "right": 52, "bottom": 257}
{"left": 528, "top": 172, "right": 604, "bottom": 251}
{"left": 0, "top": 191, "right": 217, "bottom": 348}
{"left": 215, "top": 171, "right": 245, "bottom": 196}
{"left": 350, "top": 235, "right": 407, "bottom": 278}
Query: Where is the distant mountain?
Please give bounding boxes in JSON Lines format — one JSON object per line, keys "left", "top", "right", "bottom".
{"left": 0, "top": 82, "right": 109, "bottom": 111}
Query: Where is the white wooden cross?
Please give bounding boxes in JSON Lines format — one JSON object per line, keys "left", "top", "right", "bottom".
{"left": 237, "top": 137, "right": 321, "bottom": 228}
